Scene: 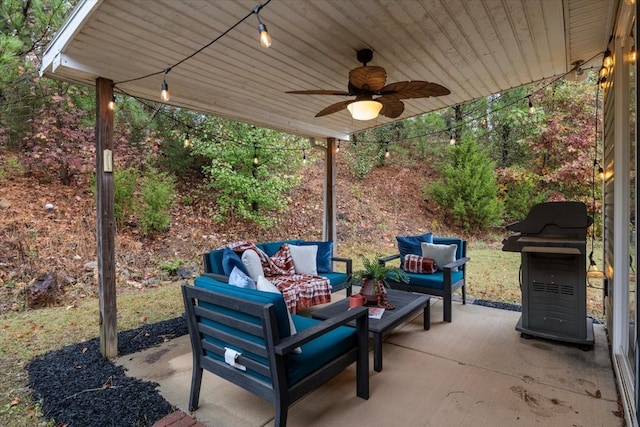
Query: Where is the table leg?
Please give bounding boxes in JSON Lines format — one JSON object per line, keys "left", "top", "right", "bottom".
{"left": 423, "top": 301, "right": 430, "bottom": 330}
{"left": 373, "top": 333, "right": 382, "bottom": 372}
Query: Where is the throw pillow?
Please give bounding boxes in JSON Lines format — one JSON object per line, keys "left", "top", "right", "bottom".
{"left": 403, "top": 254, "right": 438, "bottom": 274}
{"left": 222, "top": 248, "right": 249, "bottom": 276}
{"left": 288, "top": 244, "right": 318, "bottom": 275}
{"left": 396, "top": 233, "right": 434, "bottom": 261}
{"left": 257, "top": 276, "right": 302, "bottom": 354}
{"left": 298, "top": 241, "right": 333, "bottom": 273}
{"left": 228, "top": 266, "right": 256, "bottom": 289}
{"left": 242, "top": 249, "right": 265, "bottom": 281}
{"left": 421, "top": 242, "right": 458, "bottom": 272}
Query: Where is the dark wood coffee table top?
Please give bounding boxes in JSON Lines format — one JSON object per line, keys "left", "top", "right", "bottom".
{"left": 311, "top": 288, "right": 430, "bottom": 371}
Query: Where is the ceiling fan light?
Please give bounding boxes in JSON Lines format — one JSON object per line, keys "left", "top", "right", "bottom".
{"left": 347, "top": 100, "right": 383, "bottom": 120}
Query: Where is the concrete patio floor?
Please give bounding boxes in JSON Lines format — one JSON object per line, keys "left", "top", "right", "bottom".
{"left": 118, "top": 296, "right": 622, "bottom": 427}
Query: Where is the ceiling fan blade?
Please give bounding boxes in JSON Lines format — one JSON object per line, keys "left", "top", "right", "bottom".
{"left": 378, "top": 98, "right": 405, "bottom": 118}
{"left": 315, "top": 100, "right": 354, "bottom": 117}
{"left": 380, "top": 81, "right": 451, "bottom": 99}
{"left": 349, "top": 66, "right": 387, "bottom": 91}
{"left": 286, "top": 89, "right": 350, "bottom": 96}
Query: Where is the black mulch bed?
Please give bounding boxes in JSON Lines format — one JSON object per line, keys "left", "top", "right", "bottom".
{"left": 472, "top": 299, "right": 522, "bottom": 312}
{"left": 26, "top": 316, "right": 188, "bottom": 427}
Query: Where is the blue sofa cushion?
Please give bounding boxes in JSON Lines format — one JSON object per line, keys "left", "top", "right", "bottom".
{"left": 288, "top": 314, "right": 358, "bottom": 385}
{"left": 222, "top": 248, "right": 249, "bottom": 276}
{"left": 397, "top": 233, "right": 433, "bottom": 263}
{"left": 319, "top": 271, "right": 349, "bottom": 289}
{"left": 260, "top": 240, "right": 303, "bottom": 257}
{"left": 298, "top": 241, "right": 333, "bottom": 273}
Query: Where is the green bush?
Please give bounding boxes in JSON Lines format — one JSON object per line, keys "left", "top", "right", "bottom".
{"left": 501, "top": 170, "right": 546, "bottom": 221}
{"left": 139, "top": 168, "right": 175, "bottom": 234}
{"left": 344, "top": 142, "right": 381, "bottom": 179}
{"left": 425, "top": 137, "right": 503, "bottom": 231}
{"left": 89, "top": 168, "right": 138, "bottom": 229}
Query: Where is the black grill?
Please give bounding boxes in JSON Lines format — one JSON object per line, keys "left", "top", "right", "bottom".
{"left": 502, "top": 201, "right": 595, "bottom": 348}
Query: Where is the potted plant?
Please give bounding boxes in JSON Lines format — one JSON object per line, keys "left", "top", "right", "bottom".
{"left": 350, "top": 254, "right": 408, "bottom": 308}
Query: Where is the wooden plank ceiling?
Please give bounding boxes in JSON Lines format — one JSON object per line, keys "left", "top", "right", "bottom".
{"left": 41, "top": 0, "right": 617, "bottom": 141}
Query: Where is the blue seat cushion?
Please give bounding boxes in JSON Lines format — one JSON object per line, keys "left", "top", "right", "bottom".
{"left": 387, "top": 270, "right": 464, "bottom": 290}
{"left": 287, "top": 315, "right": 358, "bottom": 385}
{"left": 320, "top": 271, "right": 348, "bottom": 289}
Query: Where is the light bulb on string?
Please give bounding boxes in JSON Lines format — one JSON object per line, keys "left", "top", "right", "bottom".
{"left": 183, "top": 133, "right": 190, "bottom": 148}
{"left": 385, "top": 144, "right": 390, "bottom": 158}
{"left": 253, "top": 154, "right": 259, "bottom": 165}
{"left": 603, "top": 49, "right": 613, "bottom": 68}
{"left": 336, "top": 142, "right": 340, "bottom": 153}
{"left": 108, "top": 94, "right": 116, "bottom": 111}
{"left": 160, "top": 78, "right": 170, "bottom": 102}
{"left": 527, "top": 96, "right": 535, "bottom": 114}
{"left": 253, "top": 5, "right": 272, "bottom": 48}
{"left": 448, "top": 129, "right": 456, "bottom": 145}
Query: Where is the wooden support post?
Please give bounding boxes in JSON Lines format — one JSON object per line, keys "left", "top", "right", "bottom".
{"left": 324, "top": 138, "right": 337, "bottom": 243}
{"left": 95, "top": 78, "right": 117, "bottom": 358}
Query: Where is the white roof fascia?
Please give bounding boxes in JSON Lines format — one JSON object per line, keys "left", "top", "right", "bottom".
{"left": 40, "top": 0, "right": 102, "bottom": 77}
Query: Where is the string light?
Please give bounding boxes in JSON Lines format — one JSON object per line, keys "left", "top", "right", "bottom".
{"left": 160, "top": 68, "right": 170, "bottom": 102}
{"left": 108, "top": 94, "right": 116, "bottom": 111}
{"left": 253, "top": 4, "right": 272, "bottom": 48}
{"left": 448, "top": 129, "right": 456, "bottom": 145}
{"left": 253, "top": 144, "right": 259, "bottom": 165}
{"left": 385, "top": 143, "right": 390, "bottom": 158}
{"left": 183, "top": 132, "right": 190, "bottom": 148}
{"left": 336, "top": 141, "right": 340, "bottom": 153}
{"left": 527, "top": 95, "right": 535, "bottom": 114}
{"left": 603, "top": 48, "right": 613, "bottom": 68}
{"left": 302, "top": 150, "right": 307, "bottom": 164}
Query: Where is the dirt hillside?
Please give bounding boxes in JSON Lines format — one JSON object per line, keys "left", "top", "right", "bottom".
{"left": 0, "top": 151, "right": 466, "bottom": 314}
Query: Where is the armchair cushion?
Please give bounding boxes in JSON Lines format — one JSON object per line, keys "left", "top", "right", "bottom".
{"left": 298, "top": 241, "right": 334, "bottom": 273}
{"left": 401, "top": 270, "right": 465, "bottom": 290}
{"left": 288, "top": 315, "right": 358, "bottom": 385}
{"left": 422, "top": 242, "right": 458, "bottom": 272}
{"left": 403, "top": 254, "right": 438, "bottom": 274}
{"left": 396, "top": 233, "right": 433, "bottom": 261}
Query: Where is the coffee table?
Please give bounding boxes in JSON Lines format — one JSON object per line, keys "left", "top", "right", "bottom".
{"left": 311, "top": 289, "right": 430, "bottom": 372}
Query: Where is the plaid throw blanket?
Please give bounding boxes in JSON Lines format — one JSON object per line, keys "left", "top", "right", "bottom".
{"left": 225, "top": 241, "right": 332, "bottom": 313}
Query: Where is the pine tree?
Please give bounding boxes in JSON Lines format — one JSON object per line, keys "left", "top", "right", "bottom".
{"left": 425, "top": 136, "right": 503, "bottom": 231}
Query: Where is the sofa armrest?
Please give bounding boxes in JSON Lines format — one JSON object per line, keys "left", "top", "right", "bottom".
{"left": 274, "top": 306, "right": 368, "bottom": 355}
{"left": 378, "top": 253, "right": 400, "bottom": 266}
{"left": 331, "top": 256, "right": 352, "bottom": 275}
{"left": 201, "top": 272, "right": 230, "bottom": 283}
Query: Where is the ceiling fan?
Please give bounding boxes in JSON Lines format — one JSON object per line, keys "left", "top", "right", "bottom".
{"left": 286, "top": 48, "right": 450, "bottom": 120}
